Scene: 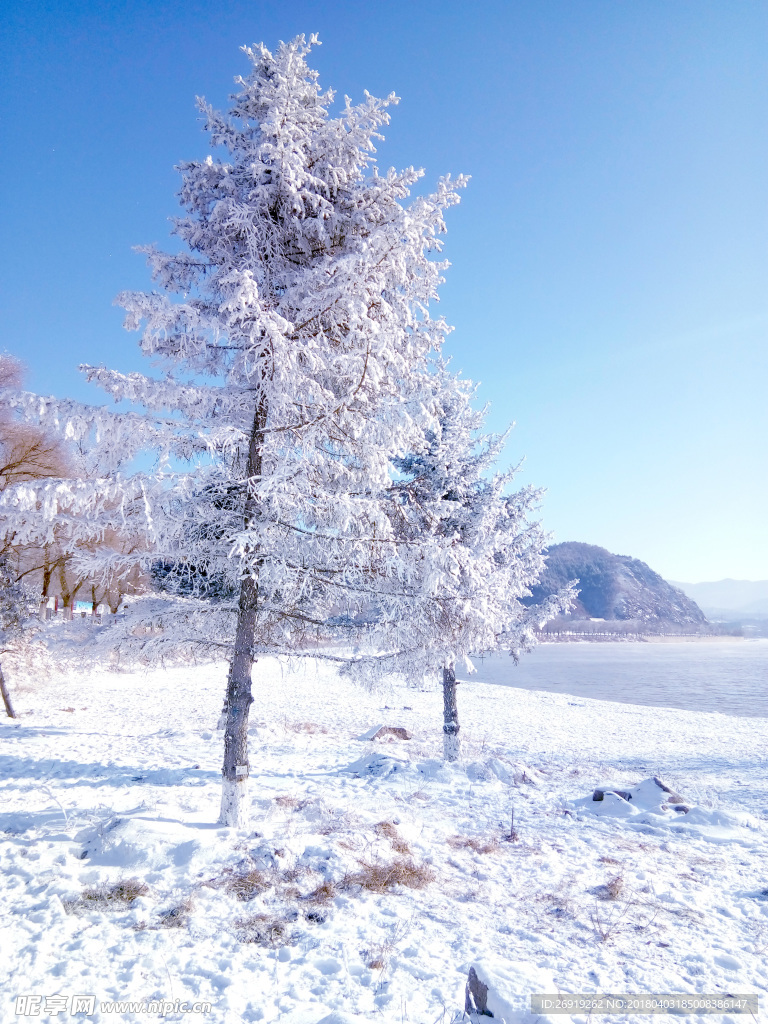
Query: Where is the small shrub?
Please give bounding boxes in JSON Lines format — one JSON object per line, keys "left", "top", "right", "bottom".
{"left": 317, "top": 806, "right": 354, "bottom": 835}
{"left": 360, "top": 925, "right": 410, "bottom": 973}
{"left": 590, "top": 902, "right": 632, "bottom": 943}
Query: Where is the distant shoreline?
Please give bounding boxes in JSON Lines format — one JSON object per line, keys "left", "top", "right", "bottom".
{"left": 538, "top": 633, "right": 751, "bottom": 644}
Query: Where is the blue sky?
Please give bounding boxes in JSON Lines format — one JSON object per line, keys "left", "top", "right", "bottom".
{"left": 2, "top": 0, "right": 766, "bottom": 582}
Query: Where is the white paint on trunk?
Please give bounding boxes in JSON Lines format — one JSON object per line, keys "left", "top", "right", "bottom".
{"left": 218, "top": 777, "right": 250, "bottom": 828}
{"left": 443, "top": 729, "right": 461, "bottom": 762}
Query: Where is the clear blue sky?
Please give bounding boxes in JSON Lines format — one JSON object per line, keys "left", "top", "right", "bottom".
{"left": 2, "top": 0, "right": 767, "bottom": 582}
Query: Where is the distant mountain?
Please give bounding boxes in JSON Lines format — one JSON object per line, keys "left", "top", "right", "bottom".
{"left": 527, "top": 542, "right": 709, "bottom": 627}
{"left": 671, "top": 579, "right": 768, "bottom": 618}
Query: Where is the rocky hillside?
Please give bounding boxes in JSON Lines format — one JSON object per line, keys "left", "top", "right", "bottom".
{"left": 527, "top": 542, "right": 709, "bottom": 627}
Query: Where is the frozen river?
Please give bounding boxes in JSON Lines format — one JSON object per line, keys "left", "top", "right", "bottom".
{"left": 465, "top": 639, "right": 768, "bottom": 719}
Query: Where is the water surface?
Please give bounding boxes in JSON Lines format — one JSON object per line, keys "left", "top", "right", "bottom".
{"left": 465, "top": 640, "right": 768, "bottom": 718}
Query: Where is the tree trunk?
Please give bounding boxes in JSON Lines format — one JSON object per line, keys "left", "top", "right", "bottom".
{"left": 217, "top": 660, "right": 233, "bottom": 730}
{"left": 39, "top": 548, "right": 54, "bottom": 621}
{"left": 219, "top": 399, "right": 266, "bottom": 828}
{"left": 0, "top": 661, "right": 16, "bottom": 719}
{"left": 442, "top": 662, "right": 460, "bottom": 762}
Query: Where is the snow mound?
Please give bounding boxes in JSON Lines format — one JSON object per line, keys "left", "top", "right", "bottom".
{"left": 573, "top": 777, "right": 763, "bottom": 843}
{"left": 343, "top": 752, "right": 408, "bottom": 777}
{"left": 465, "top": 758, "right": 514, "bottom": 784}
{"left": 77, "top": 815, "right": 207, "bottom": 869}
{"left": 573, "top": 776, "right": 686, "bottom": 820}
{"left": 315, "top": 1012, "right": 361, "bottom": 1024}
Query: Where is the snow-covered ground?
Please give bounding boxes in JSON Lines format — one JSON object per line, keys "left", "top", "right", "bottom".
{"left": 2, "top": 655, "right": 767, "bottom": 1023}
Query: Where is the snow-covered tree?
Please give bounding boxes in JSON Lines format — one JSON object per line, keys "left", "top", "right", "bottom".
{"left": 1, "top": 36, "right": 471, "bottom": 825}
{"left": 386, "top": 367, "right": 572, "bottom": 760}
{"left": 1, "top": 35, "right": 565, "bottom": 816}
{"left": 0, "top": 555, "right": 39, "bottom": 718}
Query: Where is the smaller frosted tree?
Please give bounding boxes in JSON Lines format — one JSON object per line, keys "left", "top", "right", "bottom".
{"left": 387, "top": 367, "right": 572, "bottom": 760}
{"left": 0, "top": 556, "right": 36, "bottom": 718}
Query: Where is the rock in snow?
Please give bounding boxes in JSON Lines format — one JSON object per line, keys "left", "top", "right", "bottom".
{"left": 588, "top": 776, "right": 689, "bottom": 815}
{"left": 464, "top": 959, "right": 556, "bottom": 1023}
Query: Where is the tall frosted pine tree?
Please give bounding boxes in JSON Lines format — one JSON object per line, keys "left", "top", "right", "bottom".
{"left": 5, "top": 36, "right": 473, "bottom": 826}
{"left": 2, "top": 35, "right": 564, "bottom": 820}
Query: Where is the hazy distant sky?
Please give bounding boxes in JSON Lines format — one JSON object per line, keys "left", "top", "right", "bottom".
{"left": 2, "top": 0, "right": 766, "bottom": 582}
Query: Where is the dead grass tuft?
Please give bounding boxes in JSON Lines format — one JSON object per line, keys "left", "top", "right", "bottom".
{"left": 317, "top": 807, "right": 354, "bottom": 835}
{"left": 279, "top": 865, "right": 308, "bottom": 884}
{"left": 598, "top": 855, "right": 623, "bottom": 865}
{"left": 235, "top": 913, "right": 292, "bottom": 947}
{"left": 159, "top": 895, "right": 194, "bottom": 929}
{"left": 338, "top": 837, "right": 362, "bottom": 852}
{"left": 343, "top": 857, "right": 435, "bottom": 894}
{"left": 225, "top": 868, "right": 272, "bottom": 902}
{"left": 66, "top": 877, "right": 149, "bottom": 913}
{"left": 595, "top": 874, "right": 625, "bottom": 901}
{"left": 374, "top": 821, "right": 399, "bottom": 840}
{"left": 274, "top": 794, "right": 306, "bottom": 810}
{"left": 284, "top": 720, "right": 328, "bottom": 735}
{"left": 375, "top": 821, "right": 412, "bottom": 855}
{"left": 307, "top": 880, "right": 338, "bottom": 903}
{"left": 446, "top": 834, "right": 499, "bottom": 855}
{"left": 360, "top": 921, "right": 411, "bottom": 972}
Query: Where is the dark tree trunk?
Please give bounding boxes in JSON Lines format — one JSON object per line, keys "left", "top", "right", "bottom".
{"left": 0, "top": 661, "right": 16, "bottom": 719}
{"left": 442, "top": 663, "right": 460, "bottom": 762}
{"left": 39, "top": 547, "right": 54, "bottom": 621}
{"left": 219, "top": 399, "right": 266, "bottom": 827}
{"left": 217, "top": 660, "right": 233, "bottom": 730}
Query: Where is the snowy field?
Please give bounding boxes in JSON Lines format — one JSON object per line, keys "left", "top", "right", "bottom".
{"left": 2, "top": 656, "right": 768, "bottom": 1023}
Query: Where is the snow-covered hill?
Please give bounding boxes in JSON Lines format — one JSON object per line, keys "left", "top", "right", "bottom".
{"left": 2, "top": 657, "right": 766, "bottom": 1022}
{"left": 528, "top": 543, "right": 708, "bottom": 628}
